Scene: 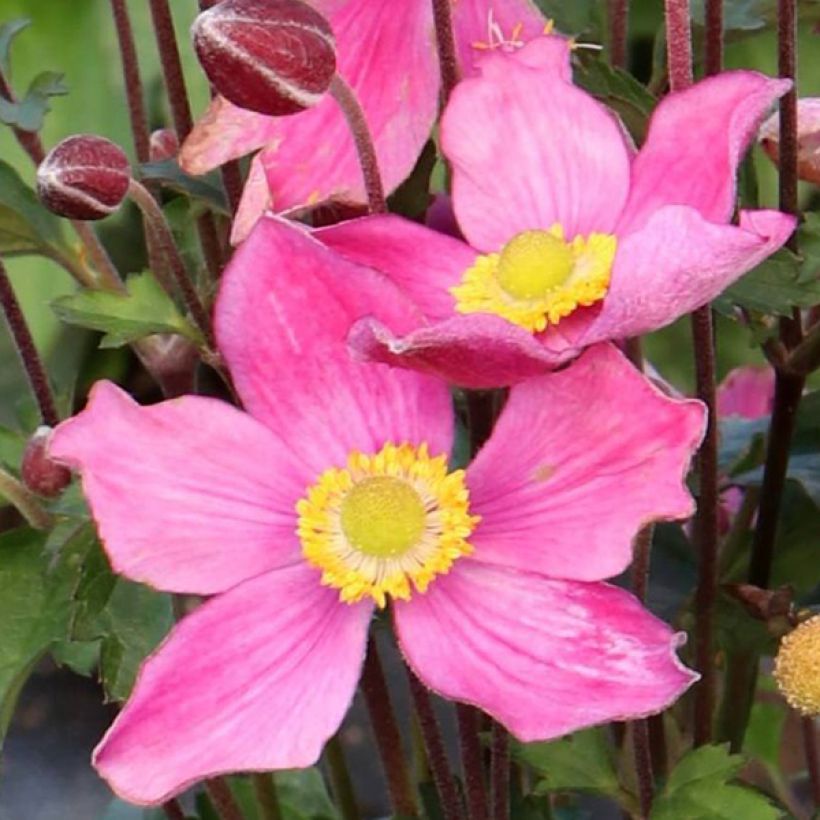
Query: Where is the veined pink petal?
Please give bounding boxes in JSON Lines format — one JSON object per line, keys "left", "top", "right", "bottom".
{"left": 258, "top": 0, "right": 438, "bottom": 212}
{"left": 348, "top": 313, "right": 571, "bottom": 389}
{"left": 553, "top": 206, "right": 797, "bottom": 349}
{"left": 48, "top": 382, "right": 307, "bottom": 595}
{"left": 442, "top": 36, "right": 631, "bottom": 252}
{"left": 395, "top": 561, "right": 697, "bottom": 742}
{"left": 230, "top": 153, "right": 271, "bottom": 245}
{"left": 465, "top": 344, "right": 704, "bottom": 581}
{"left": 94, "top": 564, "right": 372, "bottom": 805}
{"left": 317, "top": 214, "right": 475, "bottom": 321}
{"left": 452, "top": 0, "right": 547, "bottom": 75}
{"left": 179, "top": 96, "right": 281, "bottom": 175}
{"left": 215, "top": 215, "right": 454, "bottom": 470}
{"left": 717, "top": 366, "right": 775, "bottom": 419}
{"left": 618, "top": 71, "right": 791, "bottom": 233}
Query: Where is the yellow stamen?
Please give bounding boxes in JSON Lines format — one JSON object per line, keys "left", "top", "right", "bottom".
{"left": 297, "top": 442, "right": 480, "bottom": 608}
{"left": 774, "top": 616, "right": 820, "bottom": 715}
{"left": 450, "top": 225, "right": 616, "bottom": 333}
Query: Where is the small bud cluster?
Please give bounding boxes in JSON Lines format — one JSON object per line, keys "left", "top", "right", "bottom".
{"left": 21, "top": 427, "right": 71, "bottom": 498}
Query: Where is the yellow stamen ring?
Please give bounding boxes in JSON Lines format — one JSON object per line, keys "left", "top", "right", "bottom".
{"left": 296, "top": 443, "right": 480, "bottom": 608}
{"left": 450, "top": 225, "right": 617, "bottom": 333}
{"left": 774, "top": 615, "right": 820, "bottom": 715}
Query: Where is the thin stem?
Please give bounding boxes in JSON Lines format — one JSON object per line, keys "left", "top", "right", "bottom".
{"left": 149, "top": 0, "right": 193, "bottom": 138}
{"left": 0, "top": 259, "right": 60, "bottom": 426}
{"left": 0, "top": 465, "right": 54, "bottom": 529}
{"left": 127, "top": 179, "right": 214, "bottom": 347}
{"left": 785, "top": 321, "right": 820, "bottom": 375}
{"left": 608, "top": 0, "right": 630, "bottom": 70}
{"left": 360, "top": 637, "right": 418, "bottom": 817}
{"left": 69, "top": 220, "right": 126, "bottom": 293}
{"left": 161, "top": 800, "right": 186, "bottom": 820}
{"left": 647, "top": 715, "right": 668, "bottom": 781}
{"left": 663, "top": 0, "right": 693, "bottom": 91}
{"left": 325, "top": 734, "right": 360, "bottom": 820}
{"left": 632, "top": 720, "right": 654, "bottom": 819}
{"left": 802, "top": 717, "right": 820, "bottom": 809}
{"left": 328, "top": 74, "right": 386, "bottom": 214}
{"left": 204, "top": 778, "right": 244, "bottom": 820}
{"left": 407, "top": 672, "right": 463, "bottom": 820}
{"left": 252, "top": 773, "right": 282, "bottom": 820}
{"left": 431, "top": 0, "right": 460, "bottom": 105}
{"left": 490, "top": 722, "right": 509, "bottom": 820}
{"left": 704, "top": 0, "right": 724, "bottom": 77}
{"left": 456, "top": 704, "right": 488, "bottom": 820}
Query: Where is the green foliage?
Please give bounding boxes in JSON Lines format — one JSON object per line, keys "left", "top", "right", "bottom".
{"left": 650, "top": 745, "right": 781, "bottom": 819}
{"left": 0, "top": 18, "right": 30, "bottom": 73}
{"left": 140, "top": 160, "right": 229, "bottom": 215}
{"left": 0, "top": 70, "right": 68, "bottom": 132}
{"left": 52, "top": 271, "right": 204, "bottom": 348}
{"left": 534, "top": 0, "right": 603, "bottom": 36}
{"left": 691, "top": 0, "right": 774, "bottom": 31}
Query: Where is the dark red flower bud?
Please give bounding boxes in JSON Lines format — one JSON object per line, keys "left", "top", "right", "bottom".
{"left": 37, "top": 135, "right": 130, "bottom": 220}
{"left": 149, "top": 128, "right": 180, "bottom": 162}
{"left": 21, "top": 427, "right": 71, "bottom": 498}
{"left": 192, "top": 0, "right": 336, "bottom": 117}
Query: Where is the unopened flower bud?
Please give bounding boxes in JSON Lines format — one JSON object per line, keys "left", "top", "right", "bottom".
{"left": 759, "top": 98, "right": 820, "bottom": 185}
{"left": 192, "top": 0, "right": 336, "bottom": 116}
{"left": 21, "top": 427, "right": 71, "bottom": 498}
{"left": 774, "top": 615, "right": 820, "bottom": 715}
{"left": 149, "top": 128, "right": 179, "bottom": 162}
{"left": 37, "top": 135, "right": 130, "bottom": 220}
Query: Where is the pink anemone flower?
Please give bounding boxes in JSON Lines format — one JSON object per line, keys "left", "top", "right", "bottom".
{"left": 295, "top": 35, "right": 797, "bottom": 389}
{"left": 180, "top": 0, "right": 548, "bottom": 242}
{"left": 50, "top": 216, "right": 705, "bottom": 805}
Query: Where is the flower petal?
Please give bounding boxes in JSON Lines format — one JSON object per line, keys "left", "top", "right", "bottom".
{"left": 94, "top": 564, "right": 372, "bottom": 805}
{"left": 215, "top": 216, "right": 454, "bottom": 469}
{"left": 441, "top": 36, "right": 631, "bottom": 252}
{"left": 618, "top": 71, "right": 791, "bottom": 232}
{"left": 558, "top": 206, "right": 796, "bottom": 347}
{"left": 316, "top": 214, "right": 475, "bottom": 321}
{"left": 466, "top": 343, "right": 705, "bottom": 581}
{"left": 258, "top": 0, "right": 438, "bottom": 212}
{"left": 717, "top": 366, "right": 775, "bottom": 419}
{"left": 230, "top": 153, "right": 271, "bottom": 245}
{"left": 395, "top": 561, "right": 696, "bottom": 742}
{"left": 49, "top": 382, "right": 306, "bottom": 595}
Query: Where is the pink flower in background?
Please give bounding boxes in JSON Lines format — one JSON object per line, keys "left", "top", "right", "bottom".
{"left": 759, "top": 97, "right": 820, "bottom": 185}
{"left": 50, "top": 216, "right": 705, "bottom": 805}
{"left": 180, "top": 0, "right": 548, "bottom": 242}
{"left": 301, "top": 35, "right": 796, "bottom": 389}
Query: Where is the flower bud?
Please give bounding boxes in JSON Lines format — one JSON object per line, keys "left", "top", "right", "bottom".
{"left": 759, "top": 98, "right": 820, "bottom": 185}
{"left": 149, "top": 128, "right": 179, "bottom": 162}
{"left": 774, "top": 615, "right": 820, "bottom": 715}
{"left": 192, "top": 0, "right": 336, "bottom": 117}
{"left": 37, "top": 135, "right": 130, "bottom": 220}
{"left": 21, "top": 427, "right": 71, "bottom": 498}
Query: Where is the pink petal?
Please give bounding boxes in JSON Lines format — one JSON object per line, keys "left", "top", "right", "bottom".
{"left": 316, "top": 214, "right": 475, "bottom": 321}
{"left": 215, "top": 216, "right": 454, "bottom": 469}
{"left": 95, "top": 564, "right": 372, "bottom": 805}
{"left": 560, "top": 206, "right": 796, "bottom": 347}
{"left": 441, "top": 36, "right": 631, "bottom": 252}
{"left": 465, "top": 343, "right": 705, "bottom": 581}
{"left": 348, "top": 313, "right": 571, "bottom": 389}
{"left": 452, "top": 0, "right": 548, "bottom": 76}
{"left": 259, "top": 0, "right": 439, "bottom": 212}
{"left": 717, "top": 366, "right": 775, "bottom": 419}
{"left": 425, "top": 193, "right": 463, "bottom": 239}
{"left": 48, "top": 382, "right": 307, "bottom": 595}
{"left": 179, "top": 96, "right": 281, "bottom": 175}
{"left": 618, "top": 71, "right": 791, "bottom": 233}
{"left": 395, "top": 561, "right": 697, "bottom": 742}
{"left": 230, "top": 153, "right": 271, "bottom": 245}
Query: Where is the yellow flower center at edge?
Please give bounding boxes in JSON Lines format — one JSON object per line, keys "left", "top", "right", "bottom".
{"left": 296, "top": 442, "right": 480, "bottom": 608}
{"left": 774, "top": 615, "right": 820, "bottom": 715}
{"left": 450, "top": 225, "right": 617, "bottom": 333}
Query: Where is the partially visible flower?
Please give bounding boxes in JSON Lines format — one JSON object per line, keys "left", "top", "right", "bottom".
{"left": 304, "top": 36, "right": 795, "bottom": 388}
{"left": 759, "top": 98, "right": 820, "bottom": 185}
{"left": 774, "top": 615, "right": 820, "bottom": 715}
{"left": 50, "top": 216, "right": 705, "bottom": 805}
{"left": 180, "top": 0, "right": 548, "bottom": 242}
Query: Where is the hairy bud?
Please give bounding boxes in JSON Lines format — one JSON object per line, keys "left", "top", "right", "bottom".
{"left": 192, "top": 0, "right": 336, "bottom": 116}
{"left": 37, "top": 135, "right": 130, "bottom": 220}
{"left": 759, "top": 98, "right": 820, "bottom": 185}
{"left": 149, "top": 128, "right": 180, "bottom": 162}
{"left": 21, "top": 427, "right": 71, "bottom": 498}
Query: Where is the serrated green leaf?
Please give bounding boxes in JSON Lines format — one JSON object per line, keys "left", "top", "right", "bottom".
{"left": 651, "top": 745, "right": 781, "bottom": 820}
{"left": 52, "top": 270, "right": 203, "bottom": 347}
{"left": 0, "top": 18, "right": 29, "bottom": 74}
{"left": 0, "top": 70, "right": 68, "bottom": 132}
{"left": 140, "top": 159, "right": 229, "bottom": 214}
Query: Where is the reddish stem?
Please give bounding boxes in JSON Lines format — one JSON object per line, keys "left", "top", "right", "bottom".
{"left": 608, "top": 0, "right": 630, "bottom": 70}
{"left": 431, "top": 0, "right": 460, "bottom": 105}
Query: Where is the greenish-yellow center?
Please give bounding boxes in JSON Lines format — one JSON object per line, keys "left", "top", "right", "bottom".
{"left": 340, "top": 476, "right": 426, "bottom": 558}
{"left": 496, "top": 230, "right": 575, "bottom": 300}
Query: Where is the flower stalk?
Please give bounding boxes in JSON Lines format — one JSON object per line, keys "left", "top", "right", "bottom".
{"left": 161, "top": 800, "right": 186, "bottom": 820}
{"left": 456, "top": 704, "right": 489, "bottom": 820}
{"left": 205, "top": 778, "right": 244, "bottom": 820}
{"left": 251, "top": 772, "right": 283, "bottom": 820}
{"left": 607, "top": 0, "right": 630, "bottom": 70}
{"left": 0, "top": 465, "right": 54, "bottom": 530}
{"left": 490, "top": 721, "right": 510, "bottom": 820}
{"left": 431, "top": 0, "right": 460, "bottom": 105}
{"left": 325, "top": 734, "right": 360, "bottom": 820}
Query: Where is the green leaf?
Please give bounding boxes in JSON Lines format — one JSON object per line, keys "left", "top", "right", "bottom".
{"left": 140, "top": 159, "right": 229, "bottom": 214}
{"left": 0, "top": 18, "right": 29, "bottom": 74}
{"left": 651, "top": 745, "right": 781, "bottom": 820}
{"left": 691, "top": 0, "right": 773, "bottom": 31}
{"left": 534, "top": 0, "right": 603, "bottom": 36}
{"left": 52, "top": 271, "right": 204, "bottom": 348}
{"left": 0, "top": 70, "right": 68, "bottom": 132}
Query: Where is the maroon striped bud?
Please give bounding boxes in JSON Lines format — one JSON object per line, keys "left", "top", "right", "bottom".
{"left": 21, "top": 427, "right": 71, "bottom": 498}
{"left": 37, "top": 135, "right": 130, "bottom": 220}
{"left": 192, "top": 0, "right": 336, "bottom": 117}
{"left": 149, "top": 128, "right": 180, "bottom": 162}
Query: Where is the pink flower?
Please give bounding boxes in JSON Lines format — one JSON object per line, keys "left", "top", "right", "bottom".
{"left": 50, "top": 216, "right": 705, "bottom": 805}
{"left": 297, "top": 35, "right": 796, "bottom": 389}
{"left": 760, "top": 97, "right": 820, "bottom": 185}
{"left": 180, "top": 0, "right": 548, "bottom": 242}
